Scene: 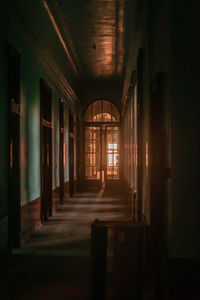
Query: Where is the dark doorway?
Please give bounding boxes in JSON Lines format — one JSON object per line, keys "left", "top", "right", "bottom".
{"left": 69, "top": 111, "right": 74, "bottom": 196}
{"left": 8, "top": 45, "right": 21, "bottom": 248}
{"left": 59, "top": 99, "right": 64, "bottom": 205}
{"left": 150, "top": 72, "right": 166, "bottom": 294}
{"left": 40, "top": 80, "right": 52, "bottom": 221}
{"left": 69, "top": 137, "right": 74, "bottom": 196}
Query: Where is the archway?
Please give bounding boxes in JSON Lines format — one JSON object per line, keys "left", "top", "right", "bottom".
{"left": 84, "top": 100, "right": 120, "bottom": 187}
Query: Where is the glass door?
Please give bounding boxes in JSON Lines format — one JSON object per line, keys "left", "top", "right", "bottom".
{"left": 84, "top": 126, "right": 101, "bottom": 183}
{"left": 105, "top": 126, "right": 120, "bottom": 181}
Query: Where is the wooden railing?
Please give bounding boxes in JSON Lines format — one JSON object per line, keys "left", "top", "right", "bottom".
{"left": 90, "top": 219, "right": 149, "bottom": 300}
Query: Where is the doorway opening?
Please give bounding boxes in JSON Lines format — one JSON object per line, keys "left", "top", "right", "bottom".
{"left": 84, "top": 100, "right": 120, "bottom": 188}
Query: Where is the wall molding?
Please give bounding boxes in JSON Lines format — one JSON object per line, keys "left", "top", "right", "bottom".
{"left": 44, "top": 0, "right": 82, "bottom": 76}
{"left": 8, "top": 0, "right": 79, "bottom": 107}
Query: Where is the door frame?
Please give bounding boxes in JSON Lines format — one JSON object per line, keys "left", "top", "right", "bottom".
{"left": 84, "top": 125, "right": 102, "bottom": 188}
{"left": 69, "top": 135, "right": 74, "bottom": 196}
{"left": 84, "top": 123, "right": 120, "bottom": 187}
{"left": 8, "top": 45, "right": 21, "bottom": 249}
{"left": 69, "top": 110, "right": 74, "bottom": 196}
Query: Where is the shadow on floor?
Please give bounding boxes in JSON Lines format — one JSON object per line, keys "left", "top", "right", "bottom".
{"left": 1, "top": 188, "right": 130, "bottom": 299}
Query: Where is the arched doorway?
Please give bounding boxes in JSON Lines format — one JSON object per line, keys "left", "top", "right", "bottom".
{"left": 84, "top": 100, "right": 120, "bottom": 187}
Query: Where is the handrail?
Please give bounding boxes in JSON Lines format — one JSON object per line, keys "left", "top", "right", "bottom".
{"left": 90, "top": 219, "right": 148, "bottom": 300}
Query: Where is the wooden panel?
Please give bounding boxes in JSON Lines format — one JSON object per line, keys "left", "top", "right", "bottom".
{"left": 58, "top": 0, "right": 135, "bottom": 79}
{"left": 69, "top": 137, "right": 74, "bottom": 196}
{"left": 40, "top": 80, "right": 52, "bottom": 221}
{"left": 113, "top": 226, "right": 143, "bottom": 299}
{"left": 41, "top": 125, "right": 52, "bottom": 220}
{"left": 59, "top": 100, "right": 64, "bottom": 205}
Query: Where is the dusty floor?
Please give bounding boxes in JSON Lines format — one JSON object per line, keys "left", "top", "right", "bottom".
{"left": 0, "top": 187, "right": 129, "bottom": 300}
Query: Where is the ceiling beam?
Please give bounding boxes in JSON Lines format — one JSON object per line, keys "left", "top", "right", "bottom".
{"left": 8, "top": 0, "right": 79, "bottom": 106}
{"left": 115, "top": 0, "right": 125, "bottom": 75}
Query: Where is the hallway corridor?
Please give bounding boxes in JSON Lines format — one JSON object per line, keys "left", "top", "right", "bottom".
{"left": 1, "top": 1, "right": 200, "bottom": 299}
{"left": 1, "top": 188, "right": 129, "bottom": 299}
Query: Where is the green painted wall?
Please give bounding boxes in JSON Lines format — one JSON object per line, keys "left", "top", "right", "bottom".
{"left": 5, "top": 11, "right": 70, "bottom": 205}
{"left": 0, "top": 1, "right": 76, "bottom": 252}
{"left": 20, "top": 51, "right": 41, "bottom": 205}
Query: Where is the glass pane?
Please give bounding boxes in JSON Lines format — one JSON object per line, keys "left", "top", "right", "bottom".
{"left": 106, "top": 126, "right": 120, "bottom": 180}
{"left": 93, "top": 101, "right": 102, "bottom": 122}
{"left": 85, "top": 126, "right": 101, "bottom": 180}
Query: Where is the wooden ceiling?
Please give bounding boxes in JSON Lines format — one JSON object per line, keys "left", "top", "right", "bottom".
{"left": 54, "top": 0, "right": 135, "bottom": 81}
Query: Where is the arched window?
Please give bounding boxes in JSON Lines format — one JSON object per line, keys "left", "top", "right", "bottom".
{"left": 84, "top": 100, "right": 120, "bottom": 183}
{"left": 84, "top": 100, "right": 120, "bottom": 123}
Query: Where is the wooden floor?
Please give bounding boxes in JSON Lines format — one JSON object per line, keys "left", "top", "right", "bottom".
{"left": 1, "top": 187, "right": 130, "bottom": 299}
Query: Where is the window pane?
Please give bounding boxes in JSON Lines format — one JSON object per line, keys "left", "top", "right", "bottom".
{"left": 85, "top": 100, "right": 120, "bottom": 123}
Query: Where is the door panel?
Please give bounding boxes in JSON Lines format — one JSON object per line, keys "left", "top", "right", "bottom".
{"left": 69, "top": 137, "right": 74, "bottom": 196}
{"left": 59, "top": 100, "right": 64, "bottom": 204}
{"left": 41, "top": 125, "right": 52, "bottom": 220}
{"left": 84, "top": 125, "right": 120, "bottom": 186}
{"left": 40, "top": 81, "right": 52, "bottom": 221}
{"left": 69, "top": 111, "right": 74, "bottom": 196}
{"left": 84, "top": 126, "right": 101, "bottom": 181}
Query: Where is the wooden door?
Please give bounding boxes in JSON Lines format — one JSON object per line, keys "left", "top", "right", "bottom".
{"left": 69, "top": 111, "right": 74, "bottom": 196}
{"left": 59, "top": 100, "right": 64, "bottom": 204}
{"left": 8, "top": 45, "right": 21, "bottom": 248}
{"left": 69, "top": 137, "right": 74, "bottom": 196}
{"left": 40, "top": 80, "right": 52, "bottom": 221}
